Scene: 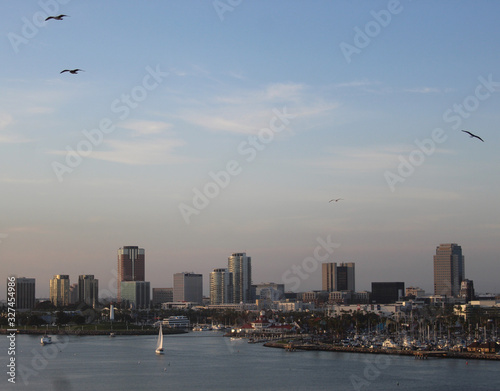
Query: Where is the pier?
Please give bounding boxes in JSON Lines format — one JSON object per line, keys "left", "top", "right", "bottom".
{"left": 263, "top": 341, "right": 500, "bottom": 361}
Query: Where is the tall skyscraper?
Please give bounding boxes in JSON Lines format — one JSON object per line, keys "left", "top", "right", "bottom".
{"left": 228, "top": 252, "right": 252, "bottom": 303}
{"left": 210, "top": 268, "right": 233, "bottom": 305}
{"left": 322, "top": 263, "right": 335, "bottom": 292}
{"left": 322, "top": 262, "right": 355, "bottom": 292}
{"left": 173, "top": 272, "right": 203, "bottom": 304}
{"left": 50, "top": 275, "right": 70, "bottom": 307}
{"left": 7, "top": 277, "right": 35, "bottom": 310}
{"left": 433, "top": 243, "right": 465, "bottom": 297}
{"left": 120, "top": 281, "right": 150, "bottom": 309}
{"left": 117, "top": 246, "right": 145, "bottom": 303}
{"left": 78, "top": 275, "right": 99, "bottom": 308}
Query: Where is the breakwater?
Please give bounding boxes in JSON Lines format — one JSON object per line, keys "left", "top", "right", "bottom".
{"left": 264, "top": 341, "right": 500, "bottom": 361}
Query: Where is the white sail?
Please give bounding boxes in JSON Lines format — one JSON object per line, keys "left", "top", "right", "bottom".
{"left": 155, "top": 325, "right": 164, "bottom": 354}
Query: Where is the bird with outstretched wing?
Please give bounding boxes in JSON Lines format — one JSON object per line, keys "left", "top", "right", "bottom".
{"left": 60, "top": 69, "right": 84, "bottom": 74}
{"left": 461, "top": 130, "right": 484, "bottom": 142}
{"left": 45, "top": 14, "right": 69, "bottom": 21}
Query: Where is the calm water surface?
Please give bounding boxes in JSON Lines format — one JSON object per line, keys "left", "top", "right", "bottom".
{"left": 2, "top": 332, "right": 499, "bottom": 391}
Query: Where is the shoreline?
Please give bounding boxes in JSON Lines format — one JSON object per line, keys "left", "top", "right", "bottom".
{"left": 0, "top": 328, "right": 187, "bottom": 336}
{"left": 263, "top": 341, "right": 500, "bottom": 361}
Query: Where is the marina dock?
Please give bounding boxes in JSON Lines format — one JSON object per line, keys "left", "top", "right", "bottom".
{"left": 263, "top": 341, "right": 500, "bottom": 361}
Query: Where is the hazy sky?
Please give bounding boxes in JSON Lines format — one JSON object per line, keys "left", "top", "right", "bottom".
{"left": 1, "top": 0, "right": 499, "bottom": 300}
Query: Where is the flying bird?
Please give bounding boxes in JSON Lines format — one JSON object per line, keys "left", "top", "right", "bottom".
{"left": 329, "top": 198, "right": 343, "bottom": 203}
{"left": 461, "top": 130, "right": 484, "bottom": 142}
{"left": 45, "top": 14, "right": 69, "bottom": 21}
{"left": 60, "top": 69, "right": 84, "bottom": 74}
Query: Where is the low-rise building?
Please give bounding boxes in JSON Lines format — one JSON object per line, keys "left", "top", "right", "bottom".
{"left": 467, "top": 341, "right": 500, "bottom": 354}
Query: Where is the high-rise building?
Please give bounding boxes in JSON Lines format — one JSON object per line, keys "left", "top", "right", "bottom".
{"left": 7, "top": 277, "right": 35, "bottom": 310}
{"left": 120, "top": 281, "right": 150, "bottom": 309}
{"left": 371, "top": 282, "right": 405, "bottom": 304}
{"left": 78, "top": 275, "right": 99, "bottom": 308}
{"left": 460, "top": 279, "right": 475, "bottom": 302}
{"left": 50, "top": 275, "right": 70, "bottom": 307}
{"left": 173, "top": 272, "right": 203, "bottom": 304}
{"left": 152, "top": 288, "right": 173, "bottom": 307}
{"left": 337, "top": 263, "right": 355, "bottom": 291}
{"left": 433, "top": 243, "right": 465, "bottom": 297}
{"left": 117, "top": 246, "right": 145, "bottom": 303}
{"left": 228, "top": 252, "right": 252, "bottom": 303}
{"left": 210, "top": 268, "right": 233, "bottom": 305}
{"left": 322, "top": 262, "right": 355, "bottom": 292}
{"left": 322, "top": 263, "right": 336, "bottom": 292}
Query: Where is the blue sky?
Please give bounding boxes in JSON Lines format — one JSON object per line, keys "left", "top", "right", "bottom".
{"left": 1, "top": 0, "right": 499, "bottom": 299}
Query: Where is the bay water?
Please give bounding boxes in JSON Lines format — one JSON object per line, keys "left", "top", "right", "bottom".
{"left": 2, "top": 332, "right": 499, "bottom": 390}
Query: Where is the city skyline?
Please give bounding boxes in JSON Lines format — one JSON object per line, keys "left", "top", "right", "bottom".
{"left": 4, "top": 242, "right": 495, "bottom": 302}
{"left": 1, "top": 2, "right": 499, "bottom": 300}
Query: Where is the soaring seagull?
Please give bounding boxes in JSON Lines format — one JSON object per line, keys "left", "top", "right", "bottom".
{"left": 329, "top": 198, "right": 343, "bottom": 203}
{"left": 461, "top": 130, "right": 484, "bottom": 142}
{"left": 60, "top": 69, "right": 84, "bottom": 74}
{"left": 45, "top": 14, "right": 69, "bottom": 21}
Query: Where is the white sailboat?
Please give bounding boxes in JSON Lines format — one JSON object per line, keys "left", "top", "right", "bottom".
{"left": 155, "top": 325, "right": 164, "bottom": 354}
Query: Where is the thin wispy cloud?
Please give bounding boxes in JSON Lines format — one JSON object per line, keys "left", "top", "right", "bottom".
{"left": 0, "top": 112, "right": 36, "bottom": 143}
{"left": 405, "top": 87, "right": 441, "bottom": 94}
{"left": 89, "top": 138, "right": 186, "bottom": 165}
{"left": 175, "top": 82, "right": 339, "bottom": 135}
{"left": 264, "top": 82, "right": 305, "bottom": 101}
{"left": 25, "top": 106, "right": 55, "bottom": 115}
{"left": 0, "top": 132, "right": 34, "bottom": 144}
{"left": 333, "top": 80, "right": 392, "bottom": 95}
{"left": 229, "top": 71, "right": 246, "bottom": 80}
{"left": 304, "top": 145, "right": 453, "bottom": 173}
{"left": 118, "top": 120, "right": 172, "bottom": 136}
{"left": 0, "top": 112, "right": 13, "bottom": 129}
{"left": 186, "top": 115, "right": 255, "bottom": 134}
{"left": 335, "top": 80, "right": 381, "bottom": 88}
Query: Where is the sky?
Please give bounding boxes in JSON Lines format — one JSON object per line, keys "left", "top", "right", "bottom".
{"left": 1, "top": 0, "right": 500, "bottom": 300}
